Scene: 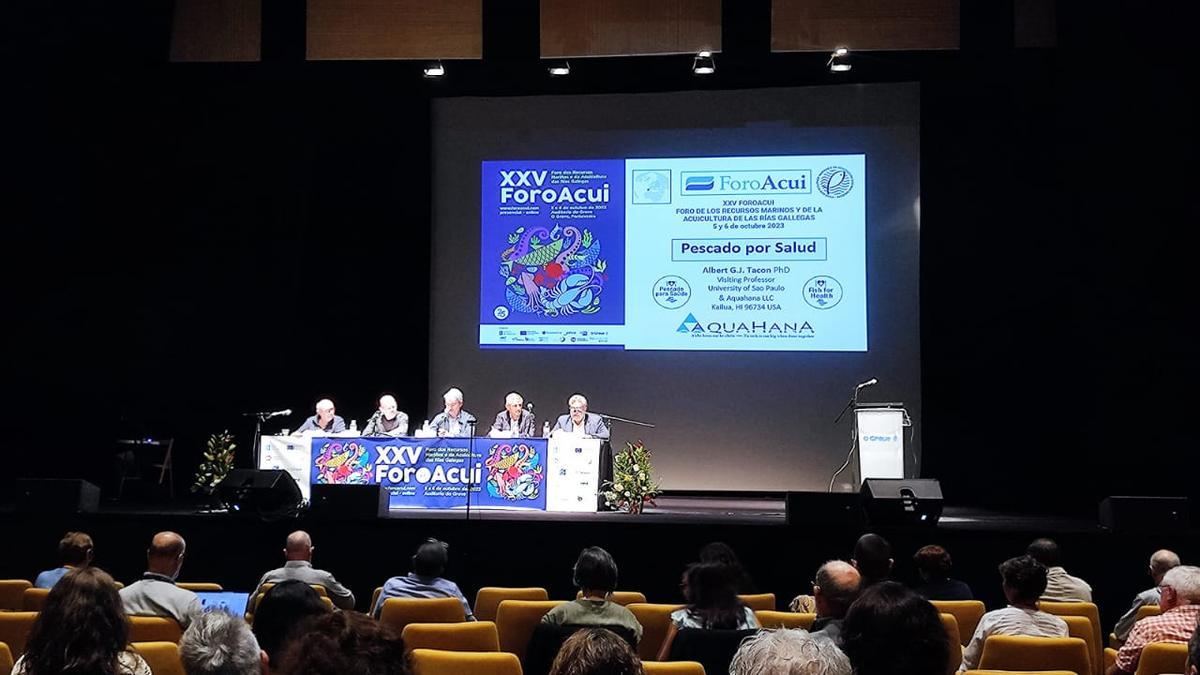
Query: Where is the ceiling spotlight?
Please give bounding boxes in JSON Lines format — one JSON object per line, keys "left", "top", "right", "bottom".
{"left": 423, "top": 61, "right": 445, "bottom": 78}
{"left": 827, "top": 48, "right": 852, "bottom": 73}
{"left": 548, "top": 61, "right": 570, "bottom": 77}
{"left": 692, "top": 50, "right": 715, "bottom": 75}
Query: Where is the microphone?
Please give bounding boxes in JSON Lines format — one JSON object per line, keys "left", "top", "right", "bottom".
{"left": 525, "top": 401, "right": 535, "bottom": 413}
{"left": 463, "top": 413, "right": 477, "bottom": 424}
{"left": 855, "top": 378, "right": 878, "bottom": 390}
{"left": 263, "top": 409, "right": 291, "bottom": 418}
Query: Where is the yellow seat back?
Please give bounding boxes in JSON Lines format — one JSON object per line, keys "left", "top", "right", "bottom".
{"left": 978, "top": 635, "right": 1091, "bottom": 675}
{"left": 940, "top": 613, "right": 962, "bottom": 674}
{"left": 575, "top": 590, "right": 647, "bottom": 606}
{"left": 0, "top": 613, "right": 39, "bottom": 658}
{"left": 1133, "top": 641, "right": 1189, "bottom": 675}
{"left": 495, "top": 599, "right": 566, "bottom": 663}
{"left": 1039, "top": 601, "right": 1103, "bottom": 675}
{"left": 410, "top": 648, "right": 522, "bottom": 675}
{"left": 754, "top": 610, "right": 815, "bottom": 630}
{"left": 132, "top": 641, "right": 186, "bottom": 675}
{"left": 402, "top": 621, "right": 501, "bottom": 652}
{"left": 0, "top": 641, "right": 15, "bottom": 675}
{"left": 128, "top": 616, "right": 185, "bottom": 643}
{"left": 20, "top": 588, "right": 50, "bottom": 612}
{"left": 0, "top": 581, "right": 32, "bottom": 612}
{"left": 626, "top": 603, "right": 685, "bottom": 661}
{"left": 176, "top": 582, "right": 223, "bottom": 592}
{"left": 643, "top": 662, "right": 706, "bottom": 675}
{"left": 1061, "top": 615, "right": 1099, "bottom": 675}
{"left": 475, "top": 587, "right": 549, "bottom": 623}
{"left": 931, "top": 600, "right": 986, "bottom": 646}
{"left": 738, "top": 593, "right": 775, "bottom": 611}
{"left": 379, "top": 597, "right": 466, "bottom": 636}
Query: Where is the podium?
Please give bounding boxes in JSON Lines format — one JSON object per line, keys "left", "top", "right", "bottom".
{"left": 855, "top": 404, "right": 908, "bottom": 482}
{"left": 546, "top": 435, "right": 604, "bottom": 512}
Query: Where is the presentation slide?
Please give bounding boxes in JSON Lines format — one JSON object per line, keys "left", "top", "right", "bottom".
{"left": 479, "top": 155, "right": 866, "bottom": 351}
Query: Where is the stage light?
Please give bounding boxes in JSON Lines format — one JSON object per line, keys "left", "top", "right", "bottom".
{"left": 548, "top": 61, "right": 570, "bottom": 77}
{"left": 423, "top": 61, "right": 445, "bottom": 78}
{"left": 827, "top": 47, "right": 852, "bottom": 73}
{"left": 692, "top": 50, "right": 715, "bottom": 75}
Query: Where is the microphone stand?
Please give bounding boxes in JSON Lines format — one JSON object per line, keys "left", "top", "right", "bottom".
{"left": 827, "top": 385, "right": 866, "bottom": 492}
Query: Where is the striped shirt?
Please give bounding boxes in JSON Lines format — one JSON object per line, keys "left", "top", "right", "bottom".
{"left": 960, "top": 606, "right": 1069, "bottom": 672}
{"left": 1114, "top": 603, "right": 1200, "bottom": 673}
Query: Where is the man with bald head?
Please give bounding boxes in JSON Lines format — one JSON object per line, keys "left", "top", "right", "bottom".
{"left": 809, "top": 560, "right": 862, "bottom": 642}
{"left": 249, "top": 530, "right": 355, "bottom": 611}
{"left": 296, "top": 398, "right": 346, "bottom": 434}
{"left": 120, "top": 531, "right": 203, "bottom": 627}
{"left": 362, "top": 394, "right": 408, "bottom": 437}
{"left": 1113, "top": 549, "right": 1182, "bottom": 645}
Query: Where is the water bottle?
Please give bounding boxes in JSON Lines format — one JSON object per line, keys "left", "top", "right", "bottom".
{"left": 542, "top": 421, "right": 551, "bottom": 438}
{"left": 349, "top": 419, "right": 357, "bottom": 433}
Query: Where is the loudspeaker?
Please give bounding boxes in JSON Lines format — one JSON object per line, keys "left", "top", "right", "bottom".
{"left": 860, "top": 478, "right": 943, "bottom": 526}
{"left": 1099, "top": 496, "right": 1189, "bottom": 533}
{"left": 309, "top": 484, "right": 384, "bottom": 519}
{"left": 786, "top": 491, "right": 866, "bottom": 530}
{"left": 16, "top": 479, "right": 100, "bottom": 513}
{"left": 216, "top": 469, "right": 302, "bottom": 514}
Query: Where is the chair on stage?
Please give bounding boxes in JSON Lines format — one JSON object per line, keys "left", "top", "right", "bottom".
{"left": 20, "top": 588, "right": 50, "bottom": 612}
{"left": 132, "top": 641, "right": 186, "bottom": 675}
{"left": 643, "top": 663, "right": 706, "bottom": 675}
{"left": 1133, "top": 642, "right": 1189, "bottom": 675}
{"left": 176, "top": 582, "right": 223, "bottom": 592}
{"left": 115, "top": 437, "right": 176, "bottom": 500}
{"left": 574, "top": 590, "right": 646, "bottom": 606}
{"left": 475, "top": 587, "right": 549, "bottom": 623}
{"left": 401, "top": 621, "right": 501, "bottom": 652}
{"left": 626, "top": 603, "right": 684, "bottom": 662}
{"left": 754, "top": 610, "right": 815, "bottom": 630}
{"left": 940, "top": 613, "right": 963, "bottom": 675}
{"left": 0, "top": 581, "right": 32, "bottom": 612}
{"left": 128, "top": 616, "right": 184, "bottom": 644}
{"left": 379, "top": 597, "right": 466, "bottom": 636}
{"left": 738, "top": 593, "right": 775, "bottom": 611}
{"left": 1039, "top": 601, "right": 1103, "bottom": 675}
{"left": 977, "top": 635, "right": 1091, "bottom": 675}
{"left": 0, "top": 642, "right": 13, "bottom": 675}
{"left": 495, "top": 600, "right": 566, "bottom": 664}
{"left": 0, "top": 612, "right": 38, "bottom": 659}
{"left": 409, "top": 648, "right": 522, "bottom": 675}
{"left": 931, "top": 600, "right": 986, "bottom": 646}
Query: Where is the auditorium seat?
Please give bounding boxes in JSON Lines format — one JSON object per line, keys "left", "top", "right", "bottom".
{"left": 643, "top": 662, "right": 705, "bottom": 675}
{"left": 1109, "top": 605, "right": 1161, "bottom": 648}
{"left": 0, "top": 641, "right": 14, "bottom": 675}
{"left": 626, "top": 603, "right": 684, "bottom": 661}
{"left": 410, "top": 648, "right": 522, "bottom": 675}
{"left": 176, "top": 582, "right": 223, "bottom": 591}
{"left": 371, "top": 586, "right": 383, "bottom": 614}
{"left": 1039, "top": 601, "right": 1103, "bottom": 675}
{"left": 247, "top": 594, "right": 334, "bottom": 624}
{"left": 574, "top": 590, "right": 647, "bottom": 605}
{"left": 0, "top": 612, "right": 38, "bottom": 658}
{"left": 1133, "top": 641, "right": 1189, "bottom": 675}
{"left": 525, "top": 622, "right": 638, "bottom": 675}
{"left": 931, "top": 600, "right": 986, "bottom": 646}
{"left": 668, "top": 627, "right": 758, "bottom": 675}
{"left": 379, "top": 597, "right": 466, "bottom": 636}
{"left": 20, "top": 588, "right": 50, "bottom": 611}
{"left": 132, "top": 641, "right": 186, "bottom": 675}
{"left": 754, "top": 610, "right": 815, "bottom": 630}
{"left": 1061, "top": 615, "right": 1100, "bottom": 675}
{"left": 940, "top": 613, "right": 962, "bottom": 674}
{"left": 475, "top": 587, "right": 549, "bottom": 622}
{"left": 401, "top": 621, "right": 501, "bottom": 652}
{"left": 0, "top": 581, "right": 31, "bottom": 612}
{"left": 248, "top": 582, "right": 327, "bottom": 615}
{"left": 495, "top": 600, "right": 566, "bottom": 663}
{"left": 978, "top": 635, "right": 1091, "bottom": 674}
{"left": 128, "top": 616, "right": 184, "bottom": 643}
{"left": 737, "top": 593, "right": 775, "bottom": 610}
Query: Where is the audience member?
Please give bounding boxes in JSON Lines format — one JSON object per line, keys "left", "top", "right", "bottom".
{"left": 1186, "top": 620, "right": 1200, "bottom": 675}
{"left": 809, "top": 560, "right": 862, "bottom": 642}
{"left": 33, "top": 530, "right": 94, "bottom": 589}
{"left": 852, "top": 533, "right": 894, "bottom": 587}
{"left": 249, "top": 530, "right": 355, "bottom": 611}
{"left": 275, "top": 610, "right": 409, "bottom": 675}
{"left": 699, "top": 541, "right": 757, "bottom": 593}
{"left": 120, "top": 531, "right": 203, "bottom": 627}
{"left": 180, "top": 611, "right": 268, "bottom": 675}
{"left": 960, "top": 555, "right": 1067, "bottom": 671}
{"left": 548, "top": 628, "right": 642, "bottom": 675}
{"left": 1110, "top": 565, "right": 1200, "bottom": 675}
{"left": 251, "top": 580, "right": 332, "bottom": 665}
{"left": 1027, "top": 537, "right": 1093, "bottom": 602}
{"left": 657, "top": 561, "right": 760, "bottom": 660}
{"left": 14, "top": 567, "right": 152, "bottom": 675}
{"left": 541, "top": 547, "right": 644, "bottom": 643}
{"left": 373, "top": 538, "right": 474, "bottom": 619}
{"left": 1112, "top": 549, "right": 1181, "bottom": 645}
{"left": 840, "top": 581, "right": 950, "bottom": 675}
{"left": 730, "top": 628, "right": 852, "bottom": 675}
{"left": 913, "top": 544, "right": 974, "bottom": 601}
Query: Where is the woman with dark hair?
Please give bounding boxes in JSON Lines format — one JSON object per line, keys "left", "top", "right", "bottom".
{"left": 840, "top": 581, "right": 949, "bottom": 675}
{"left": 252, "top": 579, "right": 332, "bottom": 664}
{"left": 549, "top": 628, "right": 642, "bottom": 675}
{"left": 698, "top": 541, "right": 756, "bottom": 594}
{"left": 275, "top": 610, "right": 409, "bottom": 675}
{"left": 912, "top": 544, "right": 974, "bottom": 600}
{"left": 656, "top": 562, "right": 759, "bottom": 660}
{"left": 13, "top": 567, "right": 152, "bottom": 675}
{"left": 541, "top": 547, "right": 643, "bottom": 643}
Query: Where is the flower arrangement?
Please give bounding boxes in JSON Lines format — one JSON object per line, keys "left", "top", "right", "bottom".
{"left": 601, "top": 441, "right": 662, "bottom": 514}
{"left": 191, "top": 430, "right": 236, "bottom": 494}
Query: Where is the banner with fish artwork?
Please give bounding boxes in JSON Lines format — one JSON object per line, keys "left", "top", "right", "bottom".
{"left": 310, "top": 436, "right": 547, "bottom": 510}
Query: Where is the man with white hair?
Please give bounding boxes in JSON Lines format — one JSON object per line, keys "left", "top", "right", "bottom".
{"left": 730, "top": 629, "right": 851, "bottom": 675}
{"left": 430, "top": 387, "right": 475, "bottom": 437}
{"left": 248, "top": 530, "right": 355, "bottom": 612}
{"left": 1110, "top": 565, "right": 1200, "bottom": 675}
{"left": 362, "top": 394, "right": 409, "bottom": 437}
{"left": 1113, "top": 549, "right": 1182, "bottom": 645}
{"left": 180, "top": 611, "right": 267, "bottom": 675}
{"left": 490, "top": 391, "right": 537, "bottom": 437}
{"left": 296, "top": 398, "right": 346, "bottom": 434}
{"left": 553, "top": 393, "right": 610, "bottom": 440}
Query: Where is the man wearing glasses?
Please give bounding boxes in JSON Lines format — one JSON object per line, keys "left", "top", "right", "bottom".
{"left": 1110, "top": 565, "right": 1200, "bottom": 675}
{"left": 552, "top": 393, "right": 610, "bottom": 440}
{"left": 1112, "top": 549, "right": 1181, "bottom": 646}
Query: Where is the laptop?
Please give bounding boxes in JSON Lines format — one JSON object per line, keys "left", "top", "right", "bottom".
{"left": 195, "top": 591, "right": 251, "bottom": 617}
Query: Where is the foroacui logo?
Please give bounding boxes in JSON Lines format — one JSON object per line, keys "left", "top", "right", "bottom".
{"left": 680, "top": 170, "right": 812, "bottom": 196}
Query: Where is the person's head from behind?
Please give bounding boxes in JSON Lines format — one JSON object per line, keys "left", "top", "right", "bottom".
{"left": 276, "top": 610, "right": 408, "bottom": 675}
{"left": 699, "top": 541, "right": 742, "bottom": 568}
{"left": 1150, "top": 549, "right": 1182, "bottom": 584}
{"left": 1026, "top": 537, "right": 1062, "bottom": 568}
{"left": 999, "top": 555, "right": 1048, "bottom": 607}
{"left": 181, "top": 611, "right": 267, "bottom": 675}
{"left": 147, "top": 530, "right": 187, "bottom": 579}
{"left": 549, "top": 627, "right": 641, "bottom": 675}
{"left": 252, "top": 580, "right": 331, "bottom": 664}
{"left": 681, "top": 561, "right": 744, "bottom": 629}
{"left": 284, "top": 530, "right": 313, "bottom": 562}
{"left": 412, "top": 538, "right": 449, "bottom": 577}
{"left": 913, "top": 545, "right": 953, "bottom": 583}
{"left": 22, "top": 566, "right": 130, "bottom": 674}
{"left": 730, "top": 628, "right": 852, "bottom": 675}
{"left": 814, "top": 560, "right": 861, "bottom": 620}
{"left": 1158, "top": 565, "right": 1200, "bottom": 612}
{"left": 573, "top": 546, "right": 618, "bottom": 595}
{"left": 852, "top": 533, "right": 893, "bottom": 585}
{"left": 840, "top": 581, "right": 949, "bottom": 675}
{"left": 59, "top": 530, "right": 94, "bottom": 568}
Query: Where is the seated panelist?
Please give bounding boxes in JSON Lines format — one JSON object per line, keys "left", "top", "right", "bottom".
{"left": 362, "top": 394, "right": 409, "bottom": 437}
{"left": 430, "top": 388, "right": 476, "bottom": 437}
{"left": 553, "top": 394, "right": 610, "bottom": 440}
{"left": 295, "top": 398, "right": 346, "bottom": 435}
{"left": 490, "top": 392, "right": 537, "bottom": 438}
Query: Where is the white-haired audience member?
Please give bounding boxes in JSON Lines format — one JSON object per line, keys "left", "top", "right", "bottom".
{"left": 730, "top": 629, "right": 852, "bottom": 675}
{"left": 1112, "top": 549, "right": 1181, "bottom": 645}
{"left": 491, "top": 391, "right": 537, "bottom": 437}
{"left": 180, "top": 611, "right": 268, "bottom": 675}
{"left": 553, "top": 394, "right": 610, "bottom": 440}
{"left": 363, "top": 394, "right": 408, "bottom": 437}
{"left": 1110, "top": 565, "right": 1200, "bottom": 675}
{"left": 295, "top": 398, "right": 346, "bottom": 434}
{"left": 430, "top": 387, "right": 475, "bottom": 437}
{"left": 248, "top": 530, "right": 355, "bottom": 611}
